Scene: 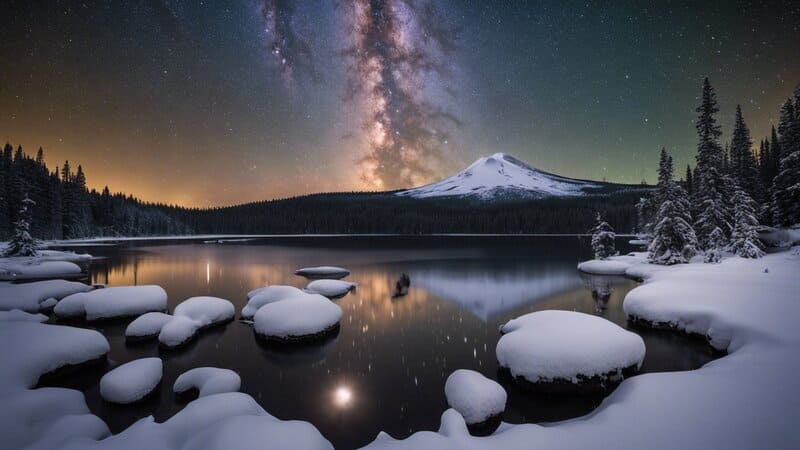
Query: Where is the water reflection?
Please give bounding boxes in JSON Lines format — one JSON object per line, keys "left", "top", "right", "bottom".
{"left": 43, "top": 237, "right": 719, "bottom": 450}
{"left": 579, "top": 272, "right": 630, "bottom": 314}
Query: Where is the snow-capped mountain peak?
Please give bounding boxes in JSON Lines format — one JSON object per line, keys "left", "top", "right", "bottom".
{"left": 396, "top": 152, "right": 608, "bottom": 200}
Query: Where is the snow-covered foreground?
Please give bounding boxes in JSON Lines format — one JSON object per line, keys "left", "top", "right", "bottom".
{"left": 362, "top": 250, "right": 800, "bottom": 449}
{"left": 0, "top": 321, "right": 332, "bottom": 450}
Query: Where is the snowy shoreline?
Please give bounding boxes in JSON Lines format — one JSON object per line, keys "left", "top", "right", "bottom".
{"left": 362, "top": 249, "right": 800, "bottom": 449}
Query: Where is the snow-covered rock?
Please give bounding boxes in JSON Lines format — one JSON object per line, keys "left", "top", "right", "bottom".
{"left": 0, "top": 259, "right": 83, "bottom": 281}
{"left": 0, "top": 280, "right": 91, "bottom": 313}
{"left": 99, "top": 357, "right": 163, "bottom": 404}
{"left": 304, "top": 279, "right": 356, "bottom": 298}
{"left": 577, "top": 252, "right": 648, "bottom": 275}
{"left": 55, "top": 285, "right": 168, "bottom": 321}
{"left": 396, "top": 153, "right": 645, "bottom": 200}
{"left": 444, "top": 370, "right": 506, "bottom": 429}
{"left": 497, "top": 310, "right": 645, "bottom": 392}
{"left": 0, "top": 321, "right": 110, "bottom": 450}
{"left": 125, "top": 312, "right": 174, "bottom": 340}
{"left": 254, "top": 293, "right": 342, "bottom": 342}
{"left": 158, "top": 296, "right": 234, "bottom": 348}
{"left": 294, "top": 266, "right": 350, "bottom": 280}
{"left": 173, "top": 367, "right": 241, "bottom": 398}
{"left": 241, "top": 285, "right": 304, "bottom": 319}
{"left": 0, "top": 309, "right": 48, "bottom": 322}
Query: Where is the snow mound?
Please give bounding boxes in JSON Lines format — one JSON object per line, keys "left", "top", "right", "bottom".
{"left": 0, "top": 321, "right": 110, "bottom": 450}
{"left": 0, "top": 309, "right": 48, "bottom": 322}
{"left": 158, "top": 296, "right": 234, "bottom": 348}
{"left": 174, "top": 367, "right": 241, "bottom": 398}
{"left": 125, "top": 312, "right": 174, "bottom": 340}
{"left": 242, "top": 285, "right": 304, "bottom": 319}
{"left": 0, "top": 280, "right": 91, "bottom": 313}
{"left": 56, "top": 285, "right": 167, "bottom": 321}
{"left": 304, "top": 279, "right": 356, "bottom": 298}
{"left": 0, "top": 259, "right": 83, "bottom": 281}
{"left": 396, "top": 152, "right": 615, "bottom": 200}
{"left": 254, "top": 293, "right": 342, "bottom": 342}
{"left": 100, "top": 357, "right": 163, "bottom": 404}
{"left": 444, "top": 370, "right": 506, "bottom": 426}
{"left": 181, "top": 413, "right": 334, "bottom": 450}
{"left": 497, "top": 310, "right": 645, "bottom": 387}
{"left": 294, "top": 266, "right": 350, "bottom": 279}
{"left": 577, "top": 252, "right": 648, "bottom": 275}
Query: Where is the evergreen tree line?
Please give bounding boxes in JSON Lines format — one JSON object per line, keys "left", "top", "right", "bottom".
{"left": 0, "top": 144, "right": 191, "bottom": 240}
{"left": 637, "top": 78, "right": 800, "bottom": 264}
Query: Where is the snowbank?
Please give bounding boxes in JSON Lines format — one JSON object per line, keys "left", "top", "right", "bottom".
{"left": 241, "top": 285, "right": 303, "bottom": 319}
{"left": 100, "top": 357, "right": 163, "bottom": 404}
{"left": 497, "top": 310, "right": 645, "bottom": 391}
{"left": 173, "top": 367, "right": 241, "bottom": 398}
{"left": 125, "top": 312, "right": 174, "bottom": 340}
{"left": 0, "top": 309, "right": 48, "bottom": 322}
{"left": 159, "top": 296, "right": 234, "bottom": 348}
{"left": 0, "top": 321, "right": 332, "bottom": 450}
{"left": 444, "top": 370, "right": 506, "bottom": 428}
{"left": 0, "top": 280, "right": 91, "bottom": 313}
{"left": 253, "top": 293, "right": 342, "bottom": 342}
{"left": 362, "top": 251, "right": 800, "bottom": 450}
{"left": 294, "top": 266, "right": 350, "bottom": 279}
{"left": 576, "top": 252, "right": 647, "bottom": 275}
{"left": 0, "top": 259, "right": 83, "bottom": 281}
{"left": 55, "top": 285, "right": 168, "bottom": 321}
{"left": 758, "top": 226, "right": 800, "bottom": 248}
{"left": 0, "top": 321, "right": 110, "bottom": 450}
{"left": 304, "top": 279, "right": 356, "bottom": 298}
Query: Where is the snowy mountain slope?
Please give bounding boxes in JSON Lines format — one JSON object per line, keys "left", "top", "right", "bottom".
{"left": 396, "top": 153, "right": 643, "bottom": 199}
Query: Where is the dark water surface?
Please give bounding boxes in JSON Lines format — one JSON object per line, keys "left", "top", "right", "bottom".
{"left": 46, "top": 236, "right": 718, "bottom": 449}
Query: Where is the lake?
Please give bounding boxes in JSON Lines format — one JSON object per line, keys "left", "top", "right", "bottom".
{"left": 45, "top": 236, "right": 719, "bottom": 449}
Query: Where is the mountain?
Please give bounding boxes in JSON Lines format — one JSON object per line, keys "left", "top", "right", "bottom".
{"left": 396, "top": 152, "right": 646, "bottom": 200}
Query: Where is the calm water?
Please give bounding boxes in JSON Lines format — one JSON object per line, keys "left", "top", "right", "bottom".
{"left": 45, "top": 236, "right": 718, "bottom": 449}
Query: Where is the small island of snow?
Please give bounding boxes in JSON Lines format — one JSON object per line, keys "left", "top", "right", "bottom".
{"left": 294, "top": 266, "right": 350, "bottom": 280}
{"left": 242, "top": 285, "right": 304, "bottom": 320}
{"left": 254, "top": 293, "right": 342, "bottom": 343}
{"left": 497, "top": 310, "right": 645, "bottom": 392}
{"left": 99, "top": 357, "right": 163, "bottom": 404}
{"left": 54, "top": 285, "right": 168, "bottom": 321}
{"left": 304, "top": 279, "right": 356, "bottom": 298}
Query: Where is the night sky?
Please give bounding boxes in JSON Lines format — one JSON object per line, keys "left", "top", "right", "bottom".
{"left": 1, "top": 1, "right": 798, "bottom": 207}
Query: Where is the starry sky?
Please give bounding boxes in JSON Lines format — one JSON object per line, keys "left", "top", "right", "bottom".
{"left": 1, "top": 0, "right": 799, "bottom": 207}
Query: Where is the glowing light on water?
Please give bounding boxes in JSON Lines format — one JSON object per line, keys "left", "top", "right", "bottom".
{"left": 333, "top": 385, "right": 353, "bottom": 407}
{"left": 206, "top": 262, "right": 210, "bottom": 284}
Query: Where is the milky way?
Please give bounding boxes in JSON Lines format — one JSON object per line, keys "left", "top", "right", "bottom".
{"left": 261, "top": 0, "right": 317, "bottom": 85}
{"left": 340, "top": 0, "right": 459, "bottom": 189}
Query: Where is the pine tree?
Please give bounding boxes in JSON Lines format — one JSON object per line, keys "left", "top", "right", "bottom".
{"left": 727, "top": 187, "right": 765, "bottom": 258}
{"left": 591, "top": 212, "right": 616, "bottom": 259}
{"left": 685, "top": 165, "right": 693, "bottom": 196}
{"left": 772, "top": 98, "right": 800, "bottom": 226}
{"left": 729, "top": 105, "right": 760, "bottom": 200}
{"left": 648, "top": 149, "right": 698, "bottom": 265}
{"left": 4, "top": 195, "right": 39, "bottom": 257}
{"left": 693, "top": 78, "right": 730, "bottom": 248}
{"left": 704, "top": 227, "right": 727, "bottom": 263}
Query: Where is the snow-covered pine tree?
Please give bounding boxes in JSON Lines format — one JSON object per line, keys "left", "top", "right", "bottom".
{"left": 648, "top": 149, "right": 698, "bottom": 265}
{"left": 4, "top": 195, "right": 39, "bottom": 257}
{"left": 693, "top": 78, "right": 731, "bottom": 248}
{"left": 729, "top": 105, "right": 761, "bottom": 201}
{"left": 685, "top": 165, "right": 693, "bottom": 196}
{"left": 772, "top": 98, "right": 800, "bottom": 226}
{"left": 727, "top": 187, "right": 765, "bottom": 258}
{"left": 704, "top": 227, "right": 727, "bottom": 263}
{"left": 591, "top": 212, "right": 616, "bottom": 259}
